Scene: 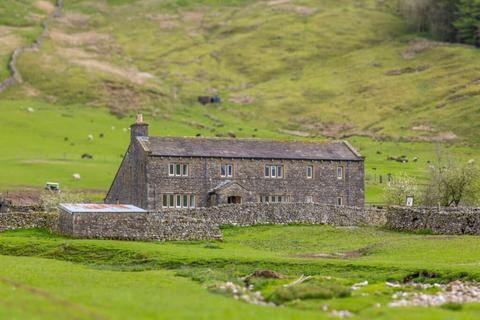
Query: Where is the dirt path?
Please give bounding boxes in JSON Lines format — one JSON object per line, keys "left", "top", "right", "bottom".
{"left": 0, "top": 0, "right": 63, "bottom": 93}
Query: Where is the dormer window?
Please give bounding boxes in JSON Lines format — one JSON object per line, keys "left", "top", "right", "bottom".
{"left": 221, "top": 164, "right": 233, "bottom": 178}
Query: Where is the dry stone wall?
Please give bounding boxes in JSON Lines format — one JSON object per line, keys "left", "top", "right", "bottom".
{"left": 158, "top": 203, "right": 386, "bottom": 227}
{"left": 386, "top": 206, "right": 480, "bottom": 235}
{"left": 0, "top": 212, "right": 58, "bottom": 232}
{"left": 58, "top": 211, "right": 221, "bottom": 241}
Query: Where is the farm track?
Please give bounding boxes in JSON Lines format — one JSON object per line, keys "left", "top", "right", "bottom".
{"left": 0, "top": 0, "right": 63, "bottom": 93}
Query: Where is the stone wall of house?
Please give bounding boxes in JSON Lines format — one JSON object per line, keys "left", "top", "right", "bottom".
{"left": 386, "top": 206, "right": 480, "bottom": 235}
{"left": 158, "top": 203, "right": 386, "bottom": 227}
{"left": 105, "top": 124, "right": 149, "bottom": 208}
{"left": 145, "top": 157, "right": 364, "bottom": 210}
{"left": 58, "top": 211, "right": 221, "bottom": 241}
{"left": 0, "top": 212, "right": 59, "bottom": 232}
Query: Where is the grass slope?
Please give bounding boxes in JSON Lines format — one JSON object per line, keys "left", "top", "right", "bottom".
{"left": 1, "top": 226, "right": 480, "bottom": 318}
{"left": 0, "top": 0, "right": 479, "bottom": 202}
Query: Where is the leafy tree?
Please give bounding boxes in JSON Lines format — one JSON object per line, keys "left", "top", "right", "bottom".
{"left": 423, "top": 156, "right": 480, "bottom": 207}
{"left": 454, "top": 0, "right": 480, "bottom": 46}
{"left": 384, "top": 173, "right": 422, "bottom": 206}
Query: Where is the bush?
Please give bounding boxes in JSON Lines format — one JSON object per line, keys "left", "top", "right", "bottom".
{"left": 423, "top": 156, "right": 480, "bottom": 207}
{"left": 384, "top": 174, "right": 422, "bottom": 207}
{"left": 268, "top": 284, "right": 350, "bottom": 304}
{"left": 40, "top": 191, "right": 85, "bottom": 212}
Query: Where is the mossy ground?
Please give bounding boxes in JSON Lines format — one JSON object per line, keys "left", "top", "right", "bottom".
{"left": 1, "top": 225, "right": 480, "bottom": 319}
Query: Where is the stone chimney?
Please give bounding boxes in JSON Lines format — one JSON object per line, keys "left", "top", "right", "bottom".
{"left": 130, "top": 113, "right": 149, "bottom": 143}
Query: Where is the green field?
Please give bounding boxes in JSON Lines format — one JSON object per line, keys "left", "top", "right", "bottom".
{"left": 1, "top": 225, "right": 480, "bottom": 319}
{"left": 0, "top": 0, "right": 479, "bottom": 203}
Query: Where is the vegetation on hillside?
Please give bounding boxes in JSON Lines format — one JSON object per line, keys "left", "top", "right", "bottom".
{"left": 0, "top": 0, "right": 479, "bottom": 202}
{"left": 397, "top": 0, "right": 480, "bottom": 46}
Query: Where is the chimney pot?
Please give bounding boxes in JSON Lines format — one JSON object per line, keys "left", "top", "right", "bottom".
{"left": 136, "top": 113, "right": 144, "bottom": 124}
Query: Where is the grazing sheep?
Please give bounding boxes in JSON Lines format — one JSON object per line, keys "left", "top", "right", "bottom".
{"left": 87, "top": 134, "right": 94, "bottom": 141}
{"left": 73, "top": 173, "right": 81, "bottom": 180}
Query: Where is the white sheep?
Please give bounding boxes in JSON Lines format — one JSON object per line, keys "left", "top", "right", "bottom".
{"left": 73, "top": 173, "right": 81, "bottom": 180}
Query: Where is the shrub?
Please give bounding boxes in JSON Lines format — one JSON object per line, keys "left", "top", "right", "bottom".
{"left": 40, "top": 191, "right": 85, "bottom": 212}
{"left": 268, "top": 284, "right": 350, "bottom": 304}
{"left": 384, "top": 174, "right": 422, "bottom": 207}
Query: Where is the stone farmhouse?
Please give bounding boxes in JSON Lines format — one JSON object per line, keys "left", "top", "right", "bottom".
{"left": 105, "top": 115, "right": 365, "bottom": 210}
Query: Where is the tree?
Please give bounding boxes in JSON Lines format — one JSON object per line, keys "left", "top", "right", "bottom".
{"left": 423, "top": 156, "right": 480, "bottom": 207}
{"left": 384, "top": 173, "right": 422, "bottom": 206}
{"left": 454, "top": 0, "right": 480, "bottom": 46}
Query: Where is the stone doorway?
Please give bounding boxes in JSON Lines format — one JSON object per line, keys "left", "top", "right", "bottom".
{"left": 227, "top": 196, "right": 242, "bottom": 204}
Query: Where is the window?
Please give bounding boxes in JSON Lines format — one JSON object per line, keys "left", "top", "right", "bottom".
{"left": 337, "top": 166, "right": 344, "bottom": 180}
{"left": 306, "top": 166, "right": 313, "bottom": 179}
{"left": 169, "top": 163, "right": 189, "bottom": 177}
{"left": 336, "top": 197, "right": 343, "bottom": 206}
{"left": 162, "top": 194, "right": 196, "bottom": 208}
{"left": 265, "top": 165, "right": 284, "bottom": 179}
{"left": 162, "top": 195, "right": 168, "bottom": 208}
{"left": 259, "top": 195, "right": 290, "bottom": 203}
{"left": 190, "top": 195, "right": 196, "bottom": 208}
{"left": 176, "top": 194, "right": 182, "bottom": 208}
{"left": 277, "top": 166, "right": 283, "bottom": 178}
{"left": 305, "top": 196, "right": 313, "bottom": 203}
{"left": 221, "top": 164, "right": 233, "bottom": 178}
{"left": 264, "top": 166, "right": 270, "bottom": 178}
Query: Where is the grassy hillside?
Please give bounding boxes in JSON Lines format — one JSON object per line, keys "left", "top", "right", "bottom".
{"left": 0, "top": 0, "right": 479, "bottom": 202}
{"left": 2, "top": 226, "right": 480, "bottom": 318}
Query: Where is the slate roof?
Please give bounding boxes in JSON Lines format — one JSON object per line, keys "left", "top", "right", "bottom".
{"left": 136, "top": 137, "right": 363, "bottom": 161}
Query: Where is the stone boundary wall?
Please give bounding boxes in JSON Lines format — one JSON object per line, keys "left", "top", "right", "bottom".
{"left": 0, "top": 0, "right": 63, "bottom": 93}
{"left": 0, "top": 212, "right": 58, "bottom": 233}
{"left": 158, "top": 203, "right": 387, "bottom": 227}
{"left": 58, "top": 211, "right": 222, "bottom": 241}
{"left": 386, "top": 206, "right": 480, "bottom": 235}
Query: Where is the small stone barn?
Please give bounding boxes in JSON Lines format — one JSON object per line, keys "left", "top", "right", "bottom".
{"left": 105, "top": 115, "right": 365, "bottom": 210}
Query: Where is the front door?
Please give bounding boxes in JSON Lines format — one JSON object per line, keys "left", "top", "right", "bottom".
{"left": 227, "top": 196, "right": 242, "bottom": 204}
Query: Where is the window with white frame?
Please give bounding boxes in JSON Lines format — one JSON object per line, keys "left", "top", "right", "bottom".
{"left": 259, "top": 195, "right": 290, "bottom": 203}
{"left": 336, "top": 197, "right": 343, "bottom": 206}
{"left": 306, "top": 166, "right": 313, "bottom": 179}
{"left": 337, "top": 166, "right": 344, "bottom": 180}
{"left": 220, "top": 164, "right": 233, "bottom": 178}
{"left": 264, "top": 165, "right": 284, "bottom": 179}
{"left": 162, "top": 194, "right": 196, "bottom": 208}
{"left": 169, "top": 163, "right": 189, "bottom": 177}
